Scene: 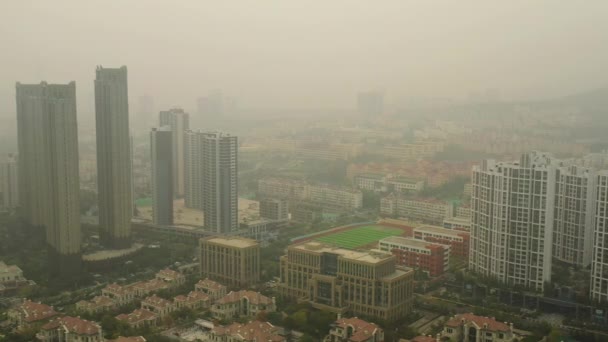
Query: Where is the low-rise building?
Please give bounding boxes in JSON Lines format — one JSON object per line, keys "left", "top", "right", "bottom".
{"left": 102, "top": 283, "right": 137, "bottom": 306}
{"left": 132, "top": 279, "right": 171, "bottom": 297}
{"left": 7, "top": 300, "right": 58, "bottom": 328}
{"left": 155, "top": 268, "right": 186, "bottom": 287}
{"left": 442, "top": 217, "right": 471, "bottom": 231}
{"left": 211, "top": 290, "right": 276, "bottom": 320}
{"left": 413, "top": 225, "right": 470, "bottom": 259}
{"left": 116, "top": 309, "right": 157, "bottom": 329}
{"left": 259, "top": 198, "right": 289, "bottom": 221}
{"left": 37, "top": 316, "right": 103, "bottom": 342}
{"left": 279, "top": 242, "right": 414, "bottom": 322}
{"left": 206, "top": 320, "right": 286, "bottom": 342}
{"left": 324, "top": 317, "right": 384, "bottom": 342}
{"left": 307, "top": 184, "right": 362, "bottom": 210}
{"left": 0, "top": 261, "right": 31, "bottom": 295}
{"left": 200, "top": 237, "right": 260, "bottom": 288}
{"left": 442, "top": 313, "right": 515, "bottom": 342}
{"left": 141, "top": 295, "right": 175, "bottom": 319}
{"left": 378, "top": 237, "right": 449, "bottom": 277}
{"left": 76, "top": 295, "right": 116, "bottom": 314}
{"left": 380, "top": 195, "right": 453, "bottom": 224}
{"left": 195, "top": 278, "right": 228, "bottom": 301}
{"left": 174, "top": 291, "right": 210, "bottom": 310}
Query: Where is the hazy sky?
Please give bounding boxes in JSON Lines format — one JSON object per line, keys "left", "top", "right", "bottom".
{"left": 1, "top": 0, "right": 607, "bottom": 118}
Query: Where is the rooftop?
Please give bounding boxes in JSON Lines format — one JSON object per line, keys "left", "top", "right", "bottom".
{"left": 445, "top": 313, "right": 510, "bottom": 332}
{"left": 212, "top": 320, "right": 285, "bottom": 342}
{"left": 116, "top": 309, "right": 157, "bottom": 325}
{"left": 379, "top": 236, "right": 445, "bottom": 250}
{"left": 414, "top": 225, "right": 468, "bottom": 237}
{"left": 42, "top": 316, "right": 100, "bottom": 335}
{"left": 293, "top": 242, "right": 393, "bottom": 264}
{"left": 196, "top": 278, "right": 226, "bottom": 291}
{"left": 142, "top": 295, "right": 173, "bottom": 308}
{"left": 334, "top": 317, "right": 381, "bottom": 342}
{"left": 216, "top": 290, "right": 273, "bottom": 306}
{"left": 107, "top": 337, "right": 147, "bottom": 342}
{"left": 17, "top": 300, "right": 58, "bottom": 323}
{"left": 204, "top": 236, "right": 259, "bottom": 248}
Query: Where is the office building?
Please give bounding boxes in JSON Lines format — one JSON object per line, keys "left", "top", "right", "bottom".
{"left": 278, "top": 242, "right": 414, "bottom": 322}
{"left": 16, "top": 82, "right": 82, "bottom": 276}
{"left": 379, "top": 236, "right": 449, "bottom": 277}
{"left": 184, "top": 130, "right": 203, "bottom": 209}
{"left": 0, "top": 153, "right": 19, "bottom": 211}
{"left": 469, "top": 152, "right": 556, "bottom": 292}
{"left": 150, "top": 127, "right": 173, "bottom": 226}
{"left": 159, "top": 108, "right": 189, "bottom": 197}
{"left": 259, "top": 198, "right": 289, "bottom": 221}
{"left": 200, "top": 237, "right": 260, "bottom": 288}
{"left": 95, "top": 66, "right": 133, "bottom": 248}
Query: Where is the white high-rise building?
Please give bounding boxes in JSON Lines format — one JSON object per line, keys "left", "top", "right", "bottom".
{"left": 553, "top": 165, "right": 597, "bottom": 267}
{"left": 184, "top": 130, "right": 238, "bottom": 233}
{"left": 95, "top": 66, "right": 132, "bottom": 249}
{"left": 591, "top": 172, "right": 608, "bottom": 302}
{"left": 470, "top": 152, "right": 556, "bottom": 292}
{"left": 16, "top": 82, "right": 81, "bottom": 275}
{"left": 0, "top": 153, "right": 19, "bottom": 211}
{"left": 159, "top": 108, "right": 189, "bottom": 198}
{"left": 151, "top": 127, "right": 173, "bottom": 226}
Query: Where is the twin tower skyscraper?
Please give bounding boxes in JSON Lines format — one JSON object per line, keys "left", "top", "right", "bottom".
{"left": 16, "top": 66, "right": 132, "bottom": 277}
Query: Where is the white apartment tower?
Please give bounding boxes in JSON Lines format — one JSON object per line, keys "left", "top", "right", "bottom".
{"left": 95, "top": 66, "right": 133, "bottom": 249}
{"left": 150, "top": 127, "right": 174, "bottom": 226}
{"left": 159, "top": 108, "right": 189, "bottom": 197}
{"left": 184, "top": 131, "right": 238, "bottom": 233}
{"left": 591, "top": 172, "right": 608, "bottom": 302}
{"left": 553, "top": 165, "right": 597, "bottom": 267}
{"left": 470, "top": 152, "right": 556, "bottom": 292}
{"left": 0, "top": 153, "right": 19, "bottom": 211}
{"left": 16, "top": 82, "right": 82, "bottom": 275}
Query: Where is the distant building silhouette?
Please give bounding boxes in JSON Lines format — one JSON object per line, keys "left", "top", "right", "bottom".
{"left": 159, "top": 108, "right": 189, "bottom": 197}
{"left": 150, "top": 127, "right": 173, "bottom": 226}
{"left": 16, "top": 81, "right": 81, "bottom": 276}
{"left": 95, "top": 66, "right": 132, "bottom": 249}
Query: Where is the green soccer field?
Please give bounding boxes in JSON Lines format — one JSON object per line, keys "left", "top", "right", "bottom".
{"left": 315, "top": 225, "right": 404, "bottom": 249}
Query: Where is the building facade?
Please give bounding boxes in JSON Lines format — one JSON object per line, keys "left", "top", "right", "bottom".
{"left": 159, "top": 108, "right": 189, "bottom": 197}
{"left": 16, "top": 81, "right": 82, "bottom": 276}
{"left": 259, "top": 198, "right": 289, "bottom": 221}
{"left": 442, "top": 313, "right": 515, "bottom": 342}
{"left": 413, "top": 225, "right": 470, "bottom": 259}
{"left": 95, "top": 66, "right": 133, "bottom": 248}
{"left": 591, "top": 172, "right": 608, "bottom": 302}
{"left": 38, "top": 316, "right": 103, "bottom": 342}
{"left": 378, "top": 236, "right": 449, "bottom": 277}
{"left": 0, "top": 153, "right": 19, "bottom": 211}
{"left": 380, "top": 195, "right": 453, "bottom": 224}
{"left": 200, "top": 237, "right": 260, "bottom": 288}
{"left": 150, "top": 127, "right": 174, "bottom": 226}
{"left": 324, "top": 317, "right": 384, "bottom": 342}
{"left": 211, "top": 290, "right": 276, "bottom": 320}
{"left": 278, "top": 242, "right": 414, "bottom": 322}
{"left": 469, "top": 152, "right": 556, "bottom": 292}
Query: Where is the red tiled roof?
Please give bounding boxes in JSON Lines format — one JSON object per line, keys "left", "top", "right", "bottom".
{"left": 445, "top": 313, "right": 510, "bottom": 332}
{"left": 142, "top": 295, "right": 173, "bottom": 308}
{"left": 335, "top": 317, "right": 381, "bottom": 342}
{"left": 196, "top": 278, "right": 226, "bottom": 291}
{"left": 107, "top": 337, "right": 147, "bottom": 342}
{"left": 116, "top": 309, "right": 157, "bottom": 325}
{"left": 410, "top": 336, "right": 436, "bottom": 342}
{"left": 19, "top": 300, "right": 58, "bottom": 323}
{"left": 216, "top": 290, "right": 273, "bottom": 305}
{"left": 42, "top": 316, "right": 100, "bottom": 335}
{"left": 212, "top": 320, "right": 285, "bottom": 342}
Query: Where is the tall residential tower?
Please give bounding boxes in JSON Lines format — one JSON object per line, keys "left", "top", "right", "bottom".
{"left": 16, "top": 82, "right": 81, "bottom": 275}
{"left": 0, "top": 153, "right": 19, "bottom": 211}
{"left": 94, "top": 66, "right": 132, "bottom": 249}
{"left": 159, "top": 108, "right": 189, "bottom": 197}
{"left": 150, "top": 127, "right": 174, "bottom": 226}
